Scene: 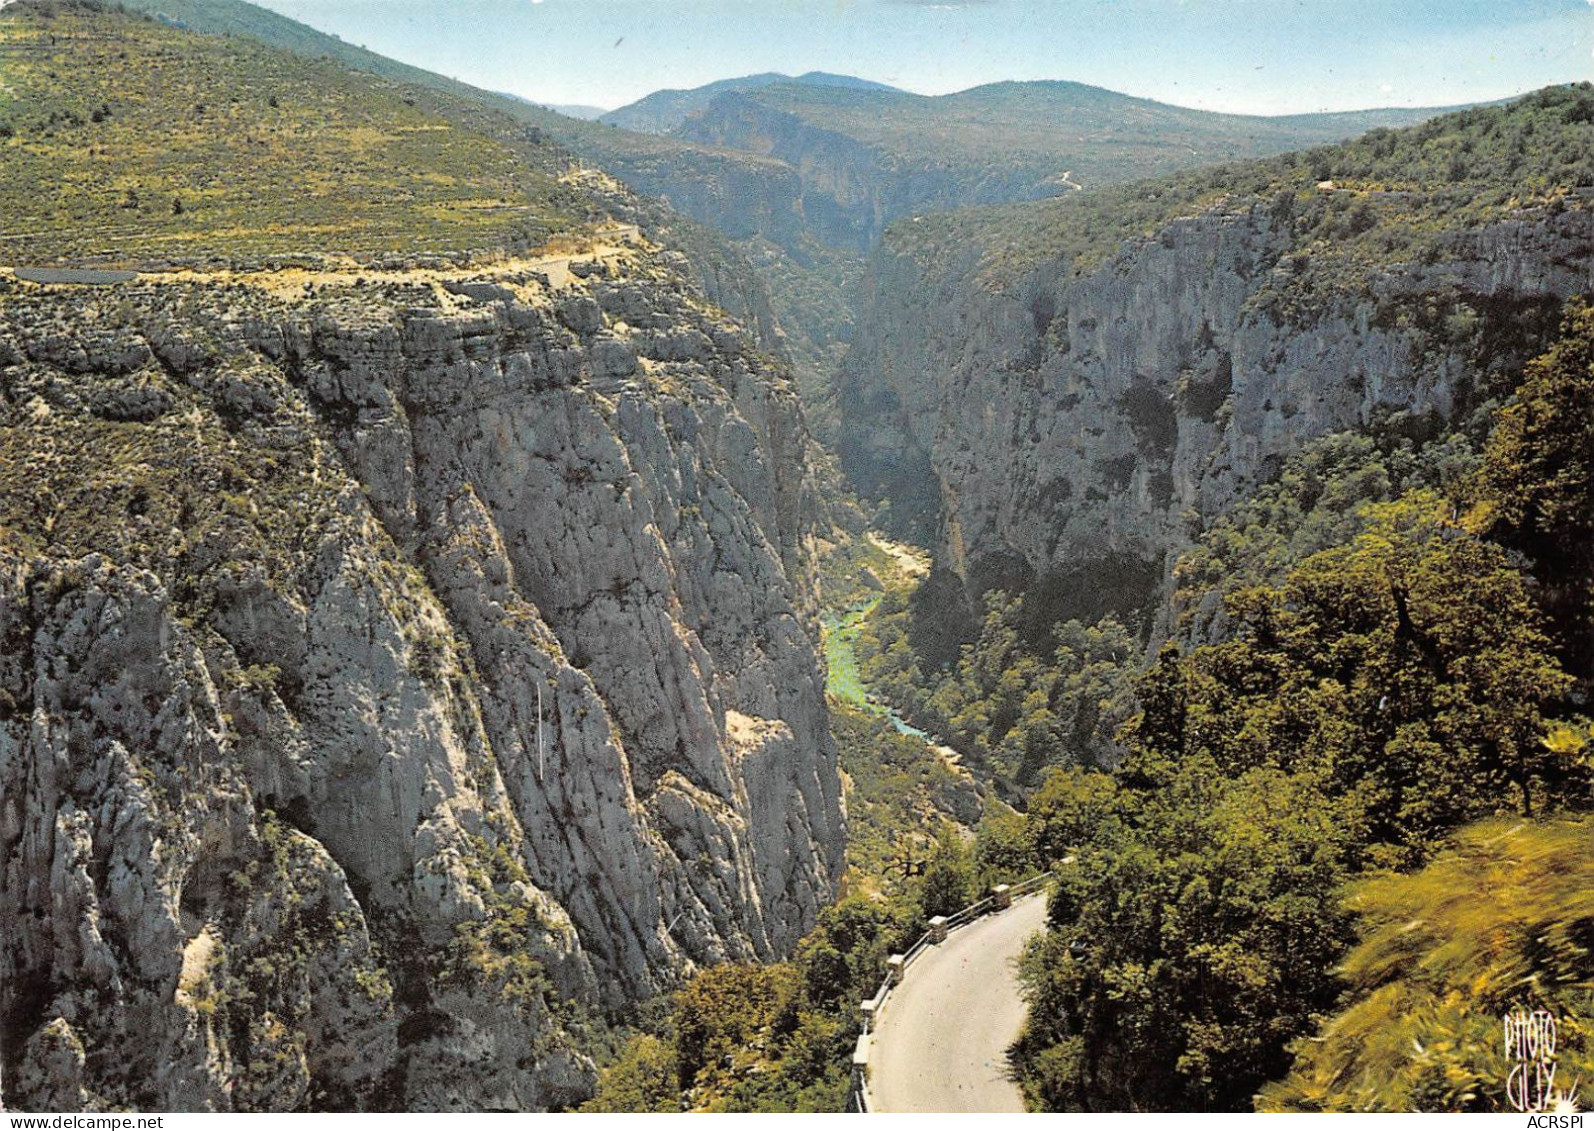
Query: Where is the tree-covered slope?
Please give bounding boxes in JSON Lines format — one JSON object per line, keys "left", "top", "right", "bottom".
{"left": 702, "top": 79, "right": 1465, "bottom": 195}
{"left": 120, "top": 0, "right": 562, "bottom": 114}
{"left": 823, "top": 98, "right": 1594, "bottom": 1111}
{"left": 946, "top": 302, "right": 1594, "bottom": 1114}
{"left": 109, "top": 0, "right": 812, "bottom": 252}
{"left": 885, "top": 83, "right": 1594, "bottom": 281}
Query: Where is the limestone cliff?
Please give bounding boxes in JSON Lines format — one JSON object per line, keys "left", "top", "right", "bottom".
{"left": 0, "top": 237, "right": 844, "bottom": 1110}
{"left": 674, "top": 92, "right": 1058, "bottom": 255}
{"left": 839, "top": 196, "right": 1594, "bottom": 629}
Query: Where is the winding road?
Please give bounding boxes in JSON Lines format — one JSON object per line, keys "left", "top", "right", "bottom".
{"left": 869, "top": 891, "right": 1050, "bottom": 1112}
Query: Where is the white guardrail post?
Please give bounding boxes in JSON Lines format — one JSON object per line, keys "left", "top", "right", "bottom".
{"left": 851, "top": 1034, "right": 872, "bottom": 1112}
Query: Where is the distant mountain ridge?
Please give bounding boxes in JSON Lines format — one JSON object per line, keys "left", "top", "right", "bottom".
{"left": 682, "top": 78, "right": 1475, "bottom": 190}
{"left": 600, "top": 70, "right": 902, "bottom": 134}
{"left": 108, "top": 0, "right": 1489, "bottom": 464}
{"left": 538, "top": 103, "right": 608, "bottom": 120}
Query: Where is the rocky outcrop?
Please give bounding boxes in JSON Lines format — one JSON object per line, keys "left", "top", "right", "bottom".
{"left": 675, "top": 92, "right": 1063, "bottom": 254}
{"left": 557, "top": 153, "right": 865, "bottom": 442}
{"left": 566, "top": 134, "right": 815, "bottom": 263}
{"left": 839, "top": 198, "right": 1594, "bottom": 629}
{"left": 0, "top": 239, "right": 843, "bottom": 1110}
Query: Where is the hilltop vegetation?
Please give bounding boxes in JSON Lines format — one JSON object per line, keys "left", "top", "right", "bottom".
{"left": 887, "top": 83, "right": 1594, "bottom": 283}
{"left": 118, "top": 0, "right": 569, "bottom": 120}
{"left": 0, "top": 0, "right": 590, "bottom": 264}
{"left": 728, "top": 79, "right": 1459, "bottom": 193}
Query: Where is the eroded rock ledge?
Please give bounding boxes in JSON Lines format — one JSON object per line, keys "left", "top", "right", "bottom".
{"left": 0, "top": 242, "right": 844, "bottom": 1111}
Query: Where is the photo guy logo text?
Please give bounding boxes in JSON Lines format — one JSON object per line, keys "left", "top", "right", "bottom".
{"left": 1505, "top": 1008, "right": 1560, "bottom": 1113}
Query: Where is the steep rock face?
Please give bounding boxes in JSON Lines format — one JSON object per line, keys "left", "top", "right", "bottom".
{"left": 674, "top": 93, "right": 1062, "bottom": 254}
{"left": 553, "top": 153, "right": 865, "bottom": 443}
{"left": 839, "top": 201, "right": 1594, "bottom": 625}
{"left": 576, "top": 175, "right": 794, "bottom": 363}
{"left": 0, "top": 242, "right": 843, "bottom": 1110}
{"left": 674, "top": 94, "right": 894, "bottom": 254}
{"left": 567, "top": 137, "right": 814, "bottom": 263}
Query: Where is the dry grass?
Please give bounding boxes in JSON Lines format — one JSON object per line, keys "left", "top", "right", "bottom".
{"left": 0, "top": 2, "right": 594, "bottom": 266}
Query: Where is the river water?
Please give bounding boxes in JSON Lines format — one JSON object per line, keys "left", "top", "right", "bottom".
{"left": 822, "top": 604, "right": 935, "bottom": 742}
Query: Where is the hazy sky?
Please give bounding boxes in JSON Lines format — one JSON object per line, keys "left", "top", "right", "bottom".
{"left": 252, "top": 0, "right": 1593, "bottom": 115}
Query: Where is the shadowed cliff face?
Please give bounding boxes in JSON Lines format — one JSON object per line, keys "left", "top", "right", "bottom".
{"left": 0, "top": 242, "right": 844, "bottom": 1111}
{"left": 839, "top": 199, "right": 1594, "bottom": 631}
{"left": 673, "top": 92, "right": 1067, "bottom": 256}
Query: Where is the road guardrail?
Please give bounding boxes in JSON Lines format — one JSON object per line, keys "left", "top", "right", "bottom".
{"left": 847, "top": 871, "right": 1053, "bottom": 1112}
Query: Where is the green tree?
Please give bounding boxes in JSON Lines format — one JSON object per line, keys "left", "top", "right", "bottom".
{"left": 973, "top": 806, "right": 1037, "bottom": 885}
{"left": 1261, "top": 817, "right": 1594, "bottom": 1113}
{"left": 1015, "top": 489, "right": 1583, "bottom": 1111}
{"left": 1018, "top": 764, "right": 1362, "bottom": 1111}
{"left": 673, "top": 964, "right": 803, "bottom": 1093}
{"left": 1476, "top": 298, "right": 1594, "bottom": 680}
{"left": 1023, "top": 767, "right": 1119, "bottom": 867}
{"left": 1133, "top": 493, "right": 1579, "bottom": 848}
{"left": 918, "top": 831, "right": 976, "bottom": 921}
{"left": 582, "top": 1034, "right": 681, "bottom": 1112}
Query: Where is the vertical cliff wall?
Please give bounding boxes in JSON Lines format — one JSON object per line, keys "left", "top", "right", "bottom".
{"left": 840, "top": 198, "right": 1594, "bottom": 627}
{"left": 0, "top": 240, "right": 844, "bottom": 1110}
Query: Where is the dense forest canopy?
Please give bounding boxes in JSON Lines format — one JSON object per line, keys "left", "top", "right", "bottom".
{"left": 1002, "top": 304, "right": 1594, "bottom": 1111}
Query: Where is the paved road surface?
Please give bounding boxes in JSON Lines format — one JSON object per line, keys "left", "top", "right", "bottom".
{"left": 13, "top": 267, "right": 138, "bottom": 285}
{"left": 870, "top": 891, "right": 1050, "bottom": 1112}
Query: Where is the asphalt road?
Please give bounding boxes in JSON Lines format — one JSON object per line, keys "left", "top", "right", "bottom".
{"left": 869, "top": 891, "right": 1051, "bottom": 1113}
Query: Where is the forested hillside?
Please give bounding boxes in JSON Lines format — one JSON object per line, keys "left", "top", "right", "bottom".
{"left": 829, "top": 90, "right": 1594, "bottom": 1112}
{"left": 848, "top": 299, "right": 1594, "bottom": 1112}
